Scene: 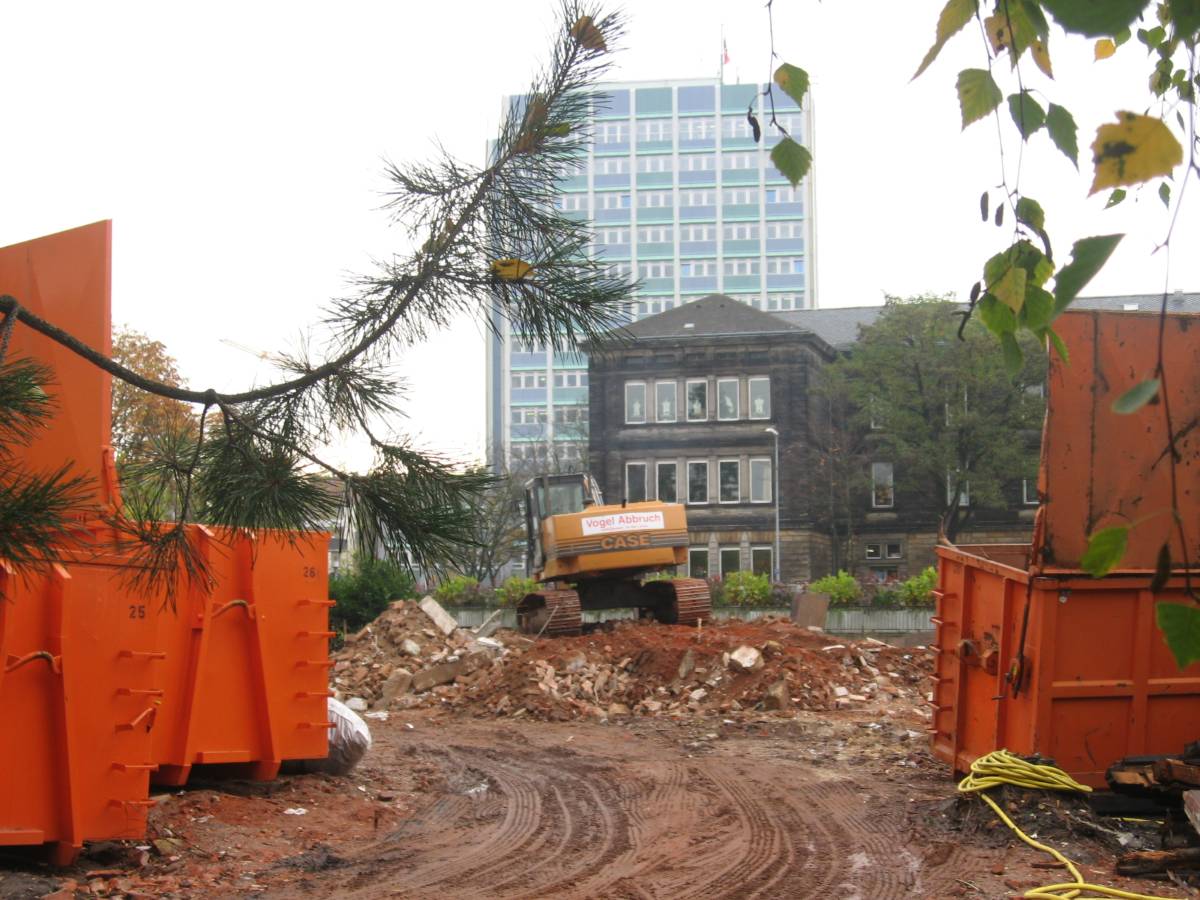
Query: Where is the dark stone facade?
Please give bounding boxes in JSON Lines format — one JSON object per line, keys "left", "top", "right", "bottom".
{"left": 585, "top": 295, "right": 1036, "bottom": 583}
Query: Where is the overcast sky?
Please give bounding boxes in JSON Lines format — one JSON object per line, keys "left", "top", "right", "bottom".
{"left": 3, "top": 2, "right": 1195, "bottom": 467}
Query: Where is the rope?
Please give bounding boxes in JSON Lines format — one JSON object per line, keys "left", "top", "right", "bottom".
{"left": 957, "top": 750, "right": 1178, "bottom": 900}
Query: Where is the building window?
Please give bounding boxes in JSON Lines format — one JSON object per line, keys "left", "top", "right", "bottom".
{"left": 865, "top": 543, "right": 882, "bottom": 560}
{"left": 719, "top": 459, "right": 740, "bottom": 503}
{"left": 720, "top": 547, "right": 741, "bottom": 575}
{"left": 887, "top": 542, "right": 903, "bottom": 559}
{"left": 869, "top": 566, "right": 899, "bottom": 583}
{"left": 557, "top": 194, "right": 589, "bottom": 212}
{"left": 679, "top": 152, "right": 715, "bottom": 170}
{"left": 637, "top": 190, "right": 673, "bottom": 209}
{"left": 596, "top": 193, "right": 631, "bottom": 210}
{"left": 626, "top": 462, "right": 647, "bottom": 503}
{"left": 722, "top": 188, "right": 759, "bottom": 205}
{"left": 723, "top": 258, "right": 759, "bottom": 275}
{"left": 722, "top": 151, "right": 759, "bottom": 170}
{"left": 947, "top": 473, "right": 970, "bottom": 507}
{"left": 1023, "top": 479, "right": 1039, "bottom": 505}
{"left": 637, "top": 225, "right": 674, "bottom": 242}
{"left": 686, "top": 379, "right": 708, "bottom": 420}
{"left": 680, "top": 224, "right": 716, "bottom": 241}
{"left": 689, "top": 548, "right": 709, "bottom": 578}
{"left": 679, "top": 259, "right": 718, "bottom": 277}
{"left": 765, "top": 221, "right": 804, "bottom": 239}
{"left": 635, "top": 155, "right": 674, "bottom": 173}
{"left": 717, "top": 378, "right": 739, "bottom": 420}
{"left": 749, "top": 457, "right": 772, "bottom": 503}
{"left": 625, "top": 382, "right": 646, "bottom": 424}
{"left": 723, "top": 222, "right": 760, "bottom": 240}
{"left": 680, "top": 189, "right": 716, "bottom": 207}
{"left": 872, "top": 462, "right": 894, "bottom": 509}
{"left": 657, "top": 461, "right": 678, "bottom": 503}
{"left": 655, "top": 381, "right": 677, "bottom": 422}
{"left": 511, "top": 406, "right": 548, "bottom": 425}
{"left": 687, "top": 460, "right": 709, "bottom": 504}
{"left": 638, "top": 261, "right": 674, "bottom": 279}
{"left": 751, "top": 546, "right": 772, "bottom": 577}
{"left": 765, "top": 256, "right": 805, "bottom": 274}
{"left": 748, "top": 377, "right": 770, "bottom": 419}
{"left": 636, "top": 119, "right": 673, "bottom": 142}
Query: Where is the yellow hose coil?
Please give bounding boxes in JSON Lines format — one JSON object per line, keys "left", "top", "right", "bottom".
{"left": 957, "top": 750, "right": 1178, "bottom": 900}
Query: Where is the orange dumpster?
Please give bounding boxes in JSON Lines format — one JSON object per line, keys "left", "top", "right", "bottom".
{"left": 151, "top": 527, "right": 332, "bottom": 786}
{"left": 931, "top": 544, "right": 1200, "bottom": 787}
{"left": 0, "top": 559, "right": 163, "bottom": 865}
{"left": 931, "top": 309, "right": 1200, "bottom": 786}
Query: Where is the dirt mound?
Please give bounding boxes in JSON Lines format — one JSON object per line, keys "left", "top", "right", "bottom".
{"left": 332, "top": 601, "right": 932, "bottom": 723}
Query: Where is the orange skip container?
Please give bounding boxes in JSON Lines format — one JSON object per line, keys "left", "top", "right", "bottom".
{"left": 151, "top": 527, "right": 333, "bottom": 786}
{"left": 0, "top": 560, "right": 164, "bottom": 865}
{"left": 931, "top": 309, "right": 1200, "bottom": 786}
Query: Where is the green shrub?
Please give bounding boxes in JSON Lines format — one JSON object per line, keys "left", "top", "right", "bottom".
{"left": 707, "top": 577, "right": 726, "bottom": 607}
{"left": 721, "top": 571, "right": 773, "bottom": 607}
{"left": 329, "top": 557, "right": 415, "bottom": 635}
{"left": 433, "top": 574, "right": 487, "bottom": 606}
{"left": 809, "top": 570, "right": 862, "bottom": 607}
{"left": 899, "top": 566, "right": 938, "bottom": 608}
{"left": 872, "top": 587, "right": 903, "bottom": 609}
{"left": 494, "top": 575, "right": 537, "bottom": 607}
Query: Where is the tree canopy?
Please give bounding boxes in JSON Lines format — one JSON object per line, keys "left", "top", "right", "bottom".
{"left": 825, "top": 297, "right": 1045, "bottom": 542}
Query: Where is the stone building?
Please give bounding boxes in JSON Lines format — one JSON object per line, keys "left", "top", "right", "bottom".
{"left": 585, "top": 294, "right": 837, "bottom": 583}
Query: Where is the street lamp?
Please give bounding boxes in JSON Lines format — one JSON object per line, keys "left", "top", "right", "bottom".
{"left": 764, "top": 426, "right": 781, "bottom": 582}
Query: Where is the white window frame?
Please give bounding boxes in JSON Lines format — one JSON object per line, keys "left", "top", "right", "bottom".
{"left": 686, "top": 379, "right": 708, "bottom": 421}
{"left": 717, "top": 378, "right": 740, "bottom": 420}
{"left": 625, "top": 461, "right": 647, "bottom": 503}
{"left": 718, "top": 458, "right": 740, "bottom": 504}
{"left": 750, "top": 546, "right": 773, "bottom": 577}
{"left": 749, "top": 457, "right": 772, "bottom": 503}
{"left": 886, "top": 542, "right": 903, "bottom": 559}
{"left": 656, "top": 461, "right": 678, "bottom": 503}
{"left": 719, "top": 546, "right": 742, "bottom": 576}
{"left": 748, "top": 377, "right": 771, "bottom": 419}
{"left": 688, "top": 547, "right": 710, "bottom": 578}
{"left": 1023, "top": 479, "right": 1039, "bottom": 505}
{"left": 871, "top": 462, "right": 894, "bottom": 509}
{"left": 655, "top": 381, "right": 677, "bottom": 423}
{"left": 947, "top": 472, "right": 970, "bottom": 508}
{"left": 865, "top": 543, "right": 882, "bottom": 560}
{"left": 687, "top": 460, "right": 709, "bottom": 505}
{"left": 624, "top": 381, "right": 646, "bottom": 425}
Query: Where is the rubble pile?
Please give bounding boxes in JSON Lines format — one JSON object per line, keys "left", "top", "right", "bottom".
{"left": 331, "top": 597, "right": 933, "bottom": 723}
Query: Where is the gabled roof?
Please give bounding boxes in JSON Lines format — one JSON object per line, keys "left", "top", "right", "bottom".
{"left": 616, "top": 294, "right": 807, "bottom": 339}
{"left": 775, "top": 306, "right": 884, "bottom": 349}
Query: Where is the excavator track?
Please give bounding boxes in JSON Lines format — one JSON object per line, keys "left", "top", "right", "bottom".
{"left": 663, "top": 578, "right": 711, "bottom": 626}
{"left": 517, "top": 589, "right": 583, "bottom": 637}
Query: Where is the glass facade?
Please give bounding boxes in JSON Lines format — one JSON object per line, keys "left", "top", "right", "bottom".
{"left": 487, "top": 78, "right": 816, "bottom": 467}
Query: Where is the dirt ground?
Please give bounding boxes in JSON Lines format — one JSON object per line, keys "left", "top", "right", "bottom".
{"left": 3, "top": 706, "right": 1190, "bottom": 899}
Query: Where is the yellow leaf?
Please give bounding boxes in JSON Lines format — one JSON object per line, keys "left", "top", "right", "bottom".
{"left": 491, "top": 258, "right": 534, "bottom": 281}
{"left": 984, "top": 14, "right": 1010, "bottom": 54}
{"left": 993, "top": 264, "right": 1028, "bottom": 313}
{"left": 1094, "top": 38, "right": 1116, "bottom": 60}
{"left": 570, "top": 15, "right": 606, "bottom": 51}
{"left": 1090, "top": 112, "right": 1183, "bottom": 195}
{"left": 1031, "top": 38, "right": 1053, "bottom": 78}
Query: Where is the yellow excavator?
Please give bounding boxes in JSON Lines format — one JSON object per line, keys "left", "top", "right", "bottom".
{"left": 517, "top": 472, "right": 712, "bottom": 636}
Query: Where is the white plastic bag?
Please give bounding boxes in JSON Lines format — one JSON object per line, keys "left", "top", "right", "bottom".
{"left": 318, "top": 697, "right": 372, "bottom": 775}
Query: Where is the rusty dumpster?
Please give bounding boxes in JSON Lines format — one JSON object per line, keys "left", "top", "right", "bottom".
{"left": 931, "top": 308, "right": 1200, "bottom": 787}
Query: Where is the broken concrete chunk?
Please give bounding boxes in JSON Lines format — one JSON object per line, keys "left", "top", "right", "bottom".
{"left": 677, "top": 648, "right": 696, "bottom": 680}
{"left": 728, "top": 645, "right": 763, "bottom": 671}
{"left": 411, "top": 659, "right": 465, "bottom": 692}
{"left": 377, "top": 668, "right": 413, "bottom": 707}
{"left": 564, "top": 651, "right": 587, "bottom": 673}
{"left": 345, "top": 697, "right": 368, "bottom": 712}
{"left": 401, "top": 639, "right": 422, "bottom": 657}
{"left": 607, "top": 702, "right": 631, "bottom": 717}
{"left": 832, "top": 685, "right": 850, "bottom": 698}
{"left": 763, "top": 679, "right": 792, "bottom": 711}
{"left": 689, "top": 688, "right": 708, "bottom": 702}
{"left": 418, "top": 595, "right": 459, "bottom": 637}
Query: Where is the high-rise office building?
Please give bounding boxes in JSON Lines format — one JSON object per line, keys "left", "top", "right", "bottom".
{"left": 485, "top": 77, "right": 816, "bottom": 470}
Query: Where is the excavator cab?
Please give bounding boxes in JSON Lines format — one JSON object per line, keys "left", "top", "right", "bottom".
{"left": 523, "top": 473, "right": 602, "bottom": 573}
